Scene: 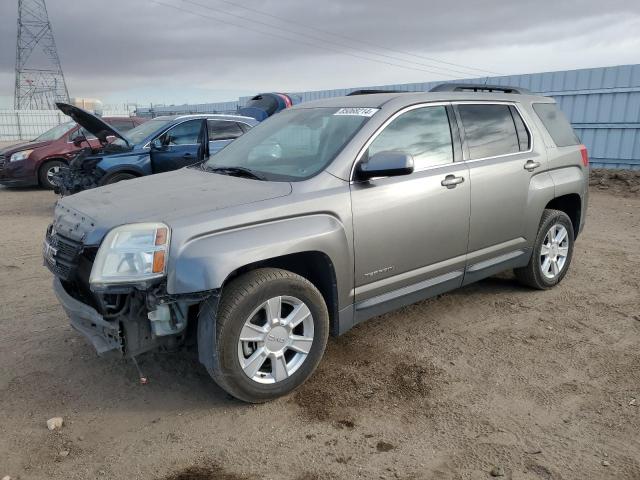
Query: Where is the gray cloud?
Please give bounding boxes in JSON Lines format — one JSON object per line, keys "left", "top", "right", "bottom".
{"left": 1, "top": 0, "right": 639, "bottom": 105}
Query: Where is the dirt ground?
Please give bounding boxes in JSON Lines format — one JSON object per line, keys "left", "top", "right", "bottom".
{"left": 0, "top": 184, "right": 639, "bottom": 480}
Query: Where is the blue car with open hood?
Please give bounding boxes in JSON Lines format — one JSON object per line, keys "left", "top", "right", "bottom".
{"left": 53, "top": 102, "right": 257, "bottom": 195}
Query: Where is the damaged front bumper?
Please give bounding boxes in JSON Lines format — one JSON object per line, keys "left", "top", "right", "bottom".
{"left": 53, "top": 277, "right": 122, "bottom": 355}
{"left": 54, "top": 276, "right": 214, "bottom": 358}
{"left": 52, "top": 165, "right": 102, "bottom": 196}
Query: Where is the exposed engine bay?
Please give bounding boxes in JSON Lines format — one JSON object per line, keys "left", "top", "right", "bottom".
{"left": 52, "top": 143, "right": 130, "bottom": 195}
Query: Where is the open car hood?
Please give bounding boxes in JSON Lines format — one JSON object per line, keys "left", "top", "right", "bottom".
{"left": 56, "top": 102, "right": 130, "bottom": 147}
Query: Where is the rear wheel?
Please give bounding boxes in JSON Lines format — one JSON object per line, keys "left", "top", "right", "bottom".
{"left": 38, "top": 160, "right": 65, "bottom": 189}
{"left": 515, "top": 209, "right": 575, "bottom": 289}
{"left": 198, "top": 268, "right": 329, "bottom": 403}
{"left": 103, "top": 172, "right": 137, "bottom": 185}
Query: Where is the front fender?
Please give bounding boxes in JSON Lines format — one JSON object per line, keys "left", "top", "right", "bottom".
{"left": 167, "top": 214, "right": 352, "bottom": 307}
{"left": 96, "top": 152, "right": 152, "bottom": 177}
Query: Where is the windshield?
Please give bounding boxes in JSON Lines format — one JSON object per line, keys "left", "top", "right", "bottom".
{"left": 112, "top": 118, "right": 173, "bottom": 147}
{"left": 34, "top": 121, "right": 76, "bottom": 142}
{"left": 204, "top": 107, "right": 374, "bottom": 181}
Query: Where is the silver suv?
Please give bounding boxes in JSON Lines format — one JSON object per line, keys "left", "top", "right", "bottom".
{"left": 44, "top": 84, "right": 589, "bottom": 402}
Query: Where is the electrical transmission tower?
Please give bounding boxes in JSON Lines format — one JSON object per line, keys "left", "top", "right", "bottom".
{"left": 14, "top": 0, "right": 70, "bottom": 109}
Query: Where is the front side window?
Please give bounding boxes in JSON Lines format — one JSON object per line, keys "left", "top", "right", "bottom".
{"left": 367, "top": 106, "right": 453, "bottom": 170}
{"left": 458, "top": 104, "right": 521, "bottom": 159}
{"left": 159, "top": 120, "right": 203, "bottom": 146}
{"left": 208, "top": 120, "right": 244, "bottom": 141}
{"left": 204, "top": 107, "right": 372, "bottom": 181}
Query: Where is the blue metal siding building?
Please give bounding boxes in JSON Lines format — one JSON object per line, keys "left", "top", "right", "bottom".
{"left": 138, "top": 64, "right": 640, "bottom": 169}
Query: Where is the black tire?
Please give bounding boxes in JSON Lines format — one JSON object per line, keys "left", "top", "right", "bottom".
{"left": 103, "top": 172, "right": 137, "bottom": 185}
{"left": 38, "top": 159, "right": 65, "bottom": 189}
{"left": 515, "top": 209, "right": 575, "bottom": 290}
{"left": 198, "top": 268, "right": 329, "bottom": 403}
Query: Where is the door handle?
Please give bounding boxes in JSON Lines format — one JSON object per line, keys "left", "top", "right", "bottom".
{"left": 182, "top": 153, "right": 193, "bottom": 159}
{"left": 441, "top": 174, "right": 465, "bottom": 189}
{"left": 524, "top": 160, "right": 541, "bottom": 171}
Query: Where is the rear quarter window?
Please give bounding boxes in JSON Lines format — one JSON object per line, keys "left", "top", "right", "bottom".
{"left": 532, "top": 103, "right": 580, "bottom": 147}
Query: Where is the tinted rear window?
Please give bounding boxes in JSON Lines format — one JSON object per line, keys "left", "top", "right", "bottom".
{"left": 458, "top": 104, "right": 520, "bottom": 159}
{"left": 533, "top": 103, "right": 580, "bottom": 147}
{"left": 208, "top": 120, "right": 244, "bottom": 141}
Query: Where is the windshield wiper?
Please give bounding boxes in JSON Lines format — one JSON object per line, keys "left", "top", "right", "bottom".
{"left": 204, "top": 165, "right": 266, "bottom": 181}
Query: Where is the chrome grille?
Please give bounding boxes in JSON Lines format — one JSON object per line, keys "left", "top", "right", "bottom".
{"left": 44, "top": 226, "right": 83, "bottom": 280}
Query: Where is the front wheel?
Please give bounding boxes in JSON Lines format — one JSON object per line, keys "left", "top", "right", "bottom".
{"left": 198, "top": 268, "right": 329, "bottom": 403}
{"left": 38, "top": 160, "right": 65, "bottom": 189}
{"left": 515, "top": 209, "right": 575, "bottom": 289}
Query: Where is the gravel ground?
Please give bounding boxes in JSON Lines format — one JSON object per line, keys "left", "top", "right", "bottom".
{"left": 0, "top": 185, "right": 638, "bottom": 480}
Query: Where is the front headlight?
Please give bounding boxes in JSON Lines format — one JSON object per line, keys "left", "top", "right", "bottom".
{"left": 90, "top": 222, "right": 170, "bottom": 285}
{"left": 10, "top": 149, "right": 33, "bottom": 162}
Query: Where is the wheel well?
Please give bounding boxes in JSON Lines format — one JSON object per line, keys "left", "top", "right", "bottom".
{"left": 545, "top": 194, "right": 582, "bottom": 238}
{"left": 103, "top": 170, "right": 141, "bottom": 182}
{"left": 222, "top": 252, "right": 340, "bottom": 336}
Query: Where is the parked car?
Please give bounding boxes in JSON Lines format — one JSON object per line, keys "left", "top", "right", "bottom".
{"left": 52, "top": 103, "right": 258, "bottom": 195}
{"left": 238, "top": 92, "right": 297, "bottom": 121}
{"left": 0, "top": 116, "right": 146, "bottom": 189}
{"left": 44, "top": 85, "right": 589, "bottom": 402}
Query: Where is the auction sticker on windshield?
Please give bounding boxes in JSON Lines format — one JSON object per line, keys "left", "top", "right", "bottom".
{"left": 334, "top": 108, "right": 379, "bottom": 117}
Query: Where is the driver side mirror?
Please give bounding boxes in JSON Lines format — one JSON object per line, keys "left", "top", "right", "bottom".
{"left": 150, "top": 137, "right": 167, "bottom": 151}
{"left": 71, "top": 136, "right": 84, "bottom": 147}
{"left": 356, "top": 151, "right": 414, "bottom": 180}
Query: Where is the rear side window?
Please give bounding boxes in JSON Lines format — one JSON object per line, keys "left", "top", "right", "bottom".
{"left": 533, "top": 103, "right": 580, "bottom": 147}
{"left": 458, "top": 104, "right": 522, "bottom": 159}
{"left": 208, "top": 120, "right": 244, "bottom": 141}
{"left": 368, "top": 106, "right": 453, "bottom": 170}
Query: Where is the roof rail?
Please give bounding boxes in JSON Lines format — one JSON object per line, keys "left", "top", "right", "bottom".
{"left": 347, "top": 89, "right": 407, "bottom": 96}
{"left": 429, "top": 83, "right": 530, "bottom": 94}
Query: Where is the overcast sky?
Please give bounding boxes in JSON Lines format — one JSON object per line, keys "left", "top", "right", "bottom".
{"left": 1, "top": 0, "right": 639, "bottom": 107}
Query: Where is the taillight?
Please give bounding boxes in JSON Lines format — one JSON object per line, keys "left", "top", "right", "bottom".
{"left": 579, "top": 145, "right": 589, "bottom": 167}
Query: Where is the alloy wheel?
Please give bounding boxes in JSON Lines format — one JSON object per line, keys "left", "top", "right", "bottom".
{"left": 237, "top": 295, "right": 314, "bottom": 384}
{"left": 540, "top": 223, "right": 569, "bottom": 279}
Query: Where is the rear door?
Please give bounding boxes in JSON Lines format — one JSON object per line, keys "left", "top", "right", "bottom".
{"left": 150, "top": 119, "right": 205, "bottom": 173}
{"left": 454, "top": 102, "right": 542, "bottom": 282}
{"left": 207, "top": 120, "right": 245, "bottom": 155}
{"left": 350, "top": 104, "right": 470, "bottom": 314}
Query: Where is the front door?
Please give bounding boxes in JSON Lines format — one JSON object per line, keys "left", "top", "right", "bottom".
{"left": 350, "top": 104, "right": 470, "bottom": 312}
{"left": 454, "top": 103, "right": 542, "bottom": 279}
{"left": 150, "top": 119, "right": 205, "bottom": 173}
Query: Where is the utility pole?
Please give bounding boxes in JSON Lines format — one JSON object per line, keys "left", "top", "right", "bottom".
{"left": 14, "top": 0, "right": 70, "bottom": 109}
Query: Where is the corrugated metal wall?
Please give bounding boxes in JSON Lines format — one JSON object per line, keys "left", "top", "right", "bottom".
{"left": 138, "top": 64, "right": 640, "bottom": 169}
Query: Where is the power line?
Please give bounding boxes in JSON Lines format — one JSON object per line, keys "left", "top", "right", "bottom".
{"left": 199, "top": 0, "right": 500, "bottom": 77}
{"left": 182, "top": 0, "right": 493, "bottom": 78}
{"left": 150, "top": 0, "right": 461, "bottom": 78}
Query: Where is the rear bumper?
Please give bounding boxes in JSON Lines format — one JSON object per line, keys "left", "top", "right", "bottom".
{"left": 53, "top": 277, "right": 122, "bottom": 356}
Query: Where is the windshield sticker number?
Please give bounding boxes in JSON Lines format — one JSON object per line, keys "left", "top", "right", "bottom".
{"left": 334, "top": 108, "right": 379, "bottom": 117}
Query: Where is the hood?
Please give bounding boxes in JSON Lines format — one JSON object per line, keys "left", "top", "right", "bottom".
{"left": 0, "top": 139, "right": 53, "bottom": 155}
{"left": 56, "top": 168, "right": 292, "bottom": 243}
{"left": 56, "top": 102, "right": 130, "bottom": 147}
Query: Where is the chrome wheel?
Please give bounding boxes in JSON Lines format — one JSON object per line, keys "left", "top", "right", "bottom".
{"left": 540, "top": 223, "right": 569, "bottom": 279}
{"left": 237, "top": 295, "right": 314, "bottom": 384}
{"left": 46, "top": 165, "right": 61, "bottom": 184}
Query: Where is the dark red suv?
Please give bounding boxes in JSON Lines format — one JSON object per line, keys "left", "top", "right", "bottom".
{"left": 0, "top": 117, "right": 146, "bottom": 189}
